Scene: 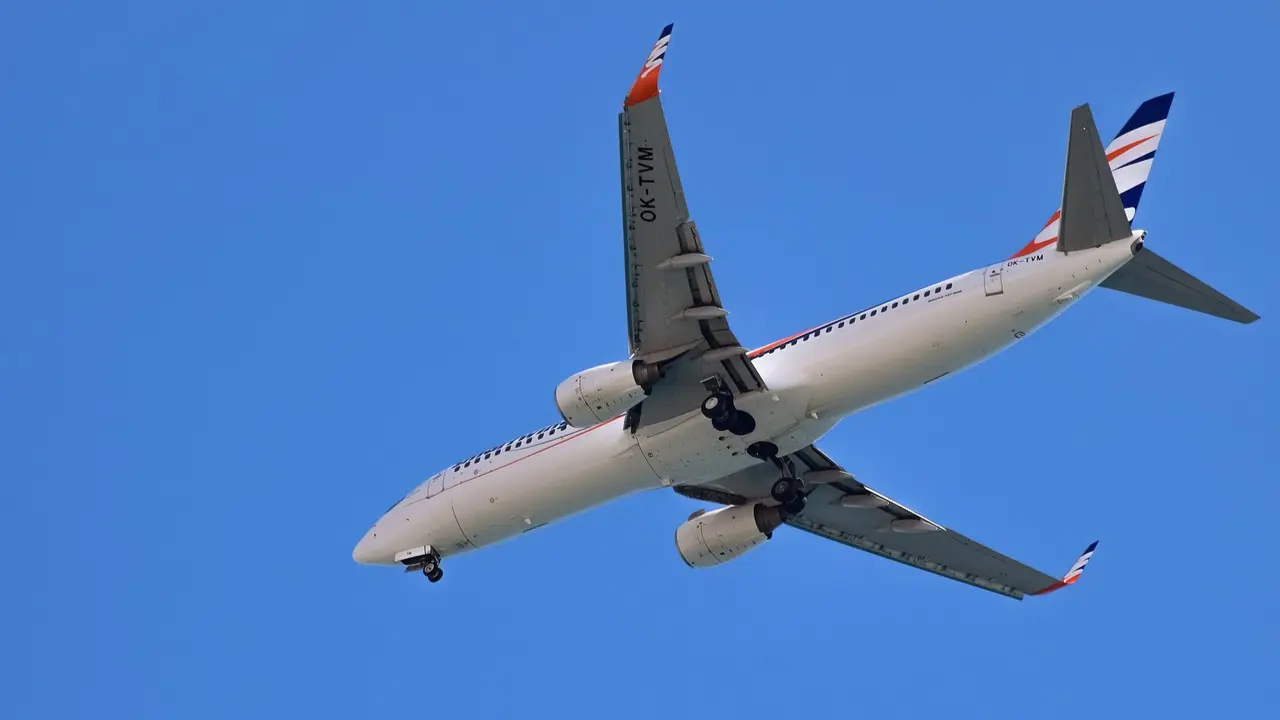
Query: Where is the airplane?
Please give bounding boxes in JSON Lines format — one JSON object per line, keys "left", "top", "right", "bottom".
{"left": 352, "top": 24, "right": 1258, "bottom": 599}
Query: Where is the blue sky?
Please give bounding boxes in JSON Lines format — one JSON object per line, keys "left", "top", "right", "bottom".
{"left": 3, "top": 1, "right": 1277, "bottom": 717}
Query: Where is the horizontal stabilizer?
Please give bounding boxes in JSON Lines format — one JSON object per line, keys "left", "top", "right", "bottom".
{"left": 1102, "top": 248, "right": 1259, "bottom": 324}
{"left": 1059, "top": 104, "right": 1133, "bottom": 253}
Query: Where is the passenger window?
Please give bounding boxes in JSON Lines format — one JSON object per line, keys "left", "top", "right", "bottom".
{"left": 946, "top": 283, "right": 953, "bottom": 290}
{"left": 913, "top": 294, "right": 920, "bottom": 300}
{"left": 860, "top": 313, "right": 866, "bottom": 320}
{"left": 935, "top": 287, "right": 941, "bottom": 293}
{"left": 537, "top": 433, "right": 544, "bottom": 439}
{"left": 892, "top": 301, "right": 898, "bottom": 308}
{"left": 881, "top": 306, "right": 888, "bottom": 312}
{"left": 484, "top": 453, "right": 491, "bottom": 460}
{"left": 924, "top": 290, "right": 930, "bottom": 297}
{"left": 464, "top": 461, "right": 471, "bottom": 468}
{"left": 838, "top": 321, "right": 845, "bottom": 328}
{"left": 871, "top": 310, "right": 877, "bottom": 316}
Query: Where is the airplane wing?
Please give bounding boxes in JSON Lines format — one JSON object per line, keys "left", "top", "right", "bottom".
{"left": 619, "top": 25, "right": 767, "bottom": 426}
{"left": 674, "top": 444, "right": 1097, "bottom": 600}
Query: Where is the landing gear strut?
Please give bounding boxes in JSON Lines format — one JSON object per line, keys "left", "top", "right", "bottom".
{"left": 699, "top": 380, "right": 756, "bottom": 437}
{"left": 748, "top": 441, "right": 807, "bottom": 516}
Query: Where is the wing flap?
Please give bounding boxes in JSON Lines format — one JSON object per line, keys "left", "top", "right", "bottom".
{"left": 790, "top": 484, "right": 1058, "bottom": 599}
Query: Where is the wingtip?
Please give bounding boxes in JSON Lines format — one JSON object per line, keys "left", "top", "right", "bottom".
{"left": 624, "top": 24, "right": 675, "bottom": 108}
{"left": 1030, "top": 541, "right": 1099, "bottom": 597}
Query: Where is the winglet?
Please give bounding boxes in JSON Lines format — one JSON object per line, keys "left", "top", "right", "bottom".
{"left": 1030, "top": 541, "right": 1098, "bottom": 596}
{"left": 624, "top": 24, "right": 674, "bottom": 108}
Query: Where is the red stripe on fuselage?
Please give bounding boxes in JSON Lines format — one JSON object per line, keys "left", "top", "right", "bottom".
{"left": 1009, "top": 211, "right": 1062, "bottom": 259}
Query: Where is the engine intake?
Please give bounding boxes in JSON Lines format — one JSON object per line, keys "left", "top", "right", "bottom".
{"left": 675, "top": 503, "right": 787, "bottom": 568}
{"left": 555, "top": 360, "right": 659, "bottom": 428}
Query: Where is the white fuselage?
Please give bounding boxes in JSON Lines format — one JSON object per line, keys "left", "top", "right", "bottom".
{"left": 352, "top": 238, "right": 1140, "bottom": 565}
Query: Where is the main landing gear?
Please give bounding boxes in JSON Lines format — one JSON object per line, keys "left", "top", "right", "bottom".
{"left": 699, "top": 381, "right": 756, "bottom": 437}
{"left": 748, "top": 441, "right": 807, "bottom": 516}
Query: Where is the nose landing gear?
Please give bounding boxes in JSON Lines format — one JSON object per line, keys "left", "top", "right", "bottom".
{"left": 422, "top": 557, "right": 443, "bottom": 583}
{"left": 399, "top": 546, "right": 444, "bottom": 583}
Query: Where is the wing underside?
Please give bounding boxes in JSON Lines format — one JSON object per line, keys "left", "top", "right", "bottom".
{"left": 619, "top": 25, "right": 766, "bottom": 426}
{"left": 676, "top": 445, "right": 1094, "bottom": 600}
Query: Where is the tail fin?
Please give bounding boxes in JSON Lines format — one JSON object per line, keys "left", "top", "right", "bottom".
{"left": 1058, "top": 103, "right": 1133, "bottom": 252}
{"left": 1108, "top": 92, "right": 1174, "bottom": 220}
{"left": 1100, "top": 248, "right": 1260, "bottom": 323}
{"left": 1010, "top": 93, "right": 1174, "bottom": 259}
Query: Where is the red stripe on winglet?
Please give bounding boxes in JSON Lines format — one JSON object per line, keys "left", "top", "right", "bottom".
{"left": 624, "top": 25, "right": 673, "bottom": 107}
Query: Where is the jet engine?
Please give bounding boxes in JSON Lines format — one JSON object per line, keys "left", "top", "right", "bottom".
{"left": 674, "top": 503, "right": 788, "bottom": 568}
{"left": 555, "top": 360, "right": 661, "bottom": 428}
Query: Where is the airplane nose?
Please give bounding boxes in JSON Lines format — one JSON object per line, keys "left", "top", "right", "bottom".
{"left": 352, "top": 528, "right": 385, "bottom": 565}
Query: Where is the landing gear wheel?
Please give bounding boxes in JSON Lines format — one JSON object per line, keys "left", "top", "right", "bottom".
{"left": 425, "top": 567, "right": 444, "bottom": 583}
{"left": 422, "top": 558, "right": 438, "bottom": 575}
{"left": 700, "top": 392, "right": 734, "bottom": 423}
{"left": 784, "top": 496, "right": 807, "bottom": 515}
{"left": 771, "top": 477, "right": 798, "bottom": 504}
{"left": 727, "top": 411, "right": 756, "bottom": 436}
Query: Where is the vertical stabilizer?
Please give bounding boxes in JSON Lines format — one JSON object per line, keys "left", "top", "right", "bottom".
{"left": 1058, "top": 104, "right": 1133, "bottom": 253}
{"left": 1009, "top": 93, "right": 1174, "bottom": 260}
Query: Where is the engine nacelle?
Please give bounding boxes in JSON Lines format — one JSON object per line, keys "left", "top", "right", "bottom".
{"left": 675, "top": 504, "right": 787, "bottom": 568}
{"left": 555, "top": 360, "right": 659, "bottom": 428}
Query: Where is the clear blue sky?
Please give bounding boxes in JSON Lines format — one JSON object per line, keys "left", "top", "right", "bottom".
{"left": 4, "top": 2, "right": 1277, "bottom": 717}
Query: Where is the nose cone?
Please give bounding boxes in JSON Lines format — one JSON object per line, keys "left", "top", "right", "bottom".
{"left": 352, "top": 526, "right": 393, "bottom": 565}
